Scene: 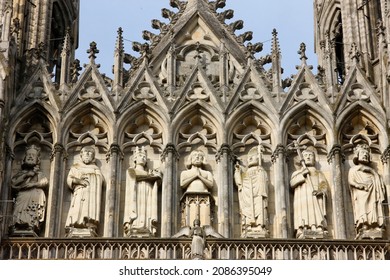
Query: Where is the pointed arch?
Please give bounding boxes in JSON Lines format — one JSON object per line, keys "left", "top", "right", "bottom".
{"left": 117, "top": 101, "right": 169, "bottom": 152}
{"left": 336, "top": 103, "right": 388, "bottom": 150}
{"left": 8, "top": 102, "right": 58, "bottom": 150}
{"left": 172, "top": 100, "right": 223, "bottom": 148}
{"left": 61, "top": 99, "right": 115, "bottom": 147}
{"left": 280, "top": 101, "right": 334, "bottom": 148}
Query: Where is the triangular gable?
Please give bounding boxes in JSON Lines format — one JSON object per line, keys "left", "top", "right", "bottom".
{"left": 62, "top": 63, "right": 115, "bottom": 112}
{"left": 226, "top": 63, "right": 277, "bottom": 116}
{"left": 118, "top": 61, "right": 169, "bottom": 113}
{"left": 334, "top": 65, "right": 385, "bottom": 118}
{"left": 171, "top": 64, "right": 223, "bottom": 114}
{"left": 13, "top": 61, "right": 61, "bottom": 113}
{"left": 280, "top": 63, "right": 331, "bottom": 115}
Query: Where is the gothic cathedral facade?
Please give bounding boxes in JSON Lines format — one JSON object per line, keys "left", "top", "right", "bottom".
{"left": 0, "top": 0, "right": 389, "bottom": 260}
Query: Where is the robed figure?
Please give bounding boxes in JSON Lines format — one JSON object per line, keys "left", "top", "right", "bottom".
{"left": 290, "top": 146, "right": 328, "bottom": 239}
{"left": 348, "top": 144, "right": 386, "bottom": 239}
{"left": 123, "top": 147, "right": 161, "bottom": 237}
{"left": 10, "top": 145, "right": 48, "bottom": 236}
{"left": 234, "top": 146, "right": 269, "bottom": 237}
{"left": 65, "top": 146, "right": 104, "bottom": 236}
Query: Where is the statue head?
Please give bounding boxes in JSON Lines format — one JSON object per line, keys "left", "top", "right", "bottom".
{"left": 186, "top": 150, "right": 206, "bottom": 169}
{"left": 302, "top": 146, "right": 316, "bottom": 167}
{"left": 353, "top": 143, "right": 371, "bottom": 165}
{"left": 133, "top": 146, "right": 147, "bottom": 167}
{"left": 193, "top": 219, "right": 201, "bottom": 227}
{"left": 80, "top": 146, "right": 96, "bottom": 164}
{"left": 22, "top": 144, "right": 41, "bottom": 168}
{"left": 247, "top": 146, "right": 263, "bottom": 167}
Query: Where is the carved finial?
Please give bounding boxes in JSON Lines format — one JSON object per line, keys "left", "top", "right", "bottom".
{"left": 70, "top": 59, "right": 82, "bottom": 83}
{"left": 298, "top": 42, "right": 307, "bottom": 63}
{"left": 87, "top": 41, "right": 99, "bottom": 62}
{"left": 115, "top": 27, "right": 124, "bottom": 53}
{"left": 271, "top": 29, "right": 280, "bottom": 55}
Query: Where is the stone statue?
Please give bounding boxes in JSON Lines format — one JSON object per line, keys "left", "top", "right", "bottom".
{"left": 348, "top": 144, "right": 386, "bottom": 239}
{"left": 172, "top": 218, "right": 223, "bottom": 260}
{"left": 180, "top": 150, "right": 213, "bottom": 193}
{"left": 10, "top": 145, "right": 48, "bottom": 236}
{"left": 65, "top": 145, "right": 104, "bottom": 237}
{"left": 123, "top": 146, "right": 162, "bottom": 237}
{"left": 180, "top": 150, "right": 214, "bottom": 227}
{"left": 290, "top": 145, "right": 328, "bottom": 239}
{"left": 234, "top": 146, "right": 269, "bottom": 238}
{"left": 190, "top": 219, "right": 206, "bottom": 260}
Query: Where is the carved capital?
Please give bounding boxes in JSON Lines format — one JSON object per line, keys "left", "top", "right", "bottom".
{"left": 106, "top": 143, "right": 122, "bottom": 162}
{"left": 50, "top": 143, "right": 64, "bottom": 161}
{"left": 327, "top": 144, "right": 344, "bottom": 163}
{"left": 215, "top": 143, "right": 232, "bottom": 162}
{"left": 271, "top": 144, "right": 285, "bottom": 163}
{"left": 161, "top": 143, "right": 179, "bottom": 162}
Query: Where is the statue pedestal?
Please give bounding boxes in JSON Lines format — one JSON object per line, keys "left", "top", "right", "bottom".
{"left": 297, "top": 228, "right": 327, "bottom": 239}
{"left": 180, "top": 192, "right": 214, "bottom": 227}
{"left": 9, "top": 226, "right": 38, "bottom": 237}
{"left": 243, "top": 226, "right": 269, "bottom": 238}
{"left": 65, "top": 227, "right": 97, "bottom": 238}
{"left": 356, "top": 228, "right": 384, "bottom": 240}
{"left": 124, "top": 225, "right": 154, "bottom": 238}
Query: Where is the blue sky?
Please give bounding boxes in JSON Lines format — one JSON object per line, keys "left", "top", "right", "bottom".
{"left": 76, "top": 0, "right": 316, "bottom": 78}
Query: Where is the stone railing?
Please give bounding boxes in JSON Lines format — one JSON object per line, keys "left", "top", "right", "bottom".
{"left": 1, "top": 238, "right": 389, "bottom": 260}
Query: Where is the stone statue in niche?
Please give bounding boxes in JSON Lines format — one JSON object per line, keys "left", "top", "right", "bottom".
{"left": 290, "top": 145, "right": 328, "bottom": 239}
{"left": 10, "top": 145, "right": 48, "bottom": 236}
{"left": 123, "top": 146, "right": 162, "bottom": 237}
{"left": 65, "top": 145, "right": 104, "bottom": 237}
{"left": 348, "top": 144, "right": 386, "bottom": 239}
{"left": 234, "top": 146, "right": 269, "bottom": 238}
{"left": 180, "top": 150, "right": 214, "bottom": 227}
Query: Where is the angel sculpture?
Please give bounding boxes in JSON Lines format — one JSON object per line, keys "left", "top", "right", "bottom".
{"left": 173, "top": 219, "right": 223, "bottom": 260}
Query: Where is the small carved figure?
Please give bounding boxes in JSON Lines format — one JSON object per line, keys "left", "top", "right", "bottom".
{"left": 123, "top": 147, "right": 162, "bottom": 237}
{"left": 234, "top": 146, "right": 269, "bottom": 237}
{"left": 65, "top": 146, "right": 104, "bottom": 237}
{"left": 10, "top": 145, "right": 48, "bottom": 236}
{"left": 290, "top": 145, "right": 328, "bottom": 239}
{"left": 180, "top": 150, "right": 213, "bottom": 193}
{"left": 348, "top": 144, "right": 386, "bottom": 239}
{"left": 172, "top": 218, "right": 223, "bottom": 260}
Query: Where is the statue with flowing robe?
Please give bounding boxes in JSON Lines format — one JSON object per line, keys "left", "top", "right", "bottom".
{"left": 348, "top": 144, "right": 386, "bottom": 239}
{"left": 234, "top": 146, "right": 269, "bottom": 237}
{"left": 65, "top": 146, "right": 104, "bottom": 237}
{"left": 10, "top": 145, "right": 48, "bottom": 236}
{"left": 290, "top": 146, "right": 328, "bottom": 239}
{"left": 123, "top": 147, "right": 161, "bottom": 237}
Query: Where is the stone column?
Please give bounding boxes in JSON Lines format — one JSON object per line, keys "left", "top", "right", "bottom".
{"left": 161, "top": 143, "right": 177, "bottom": 237}
{"left": 216, "top": 143, "right": 232, "bottom": 237}
{"left": 45, "top": 143, "right": 65, "bottom": 237}
{"left": 271, "top": 144, "right": 288, "bottom": 238}
{"left": 0, "top": 145, "right": 14, "bottom": 239}
{"left": 104, "top": 144, "right": 121, "bottom": 237}
{"left": 327, "top": 144, "right": 347, "bottom": 239}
